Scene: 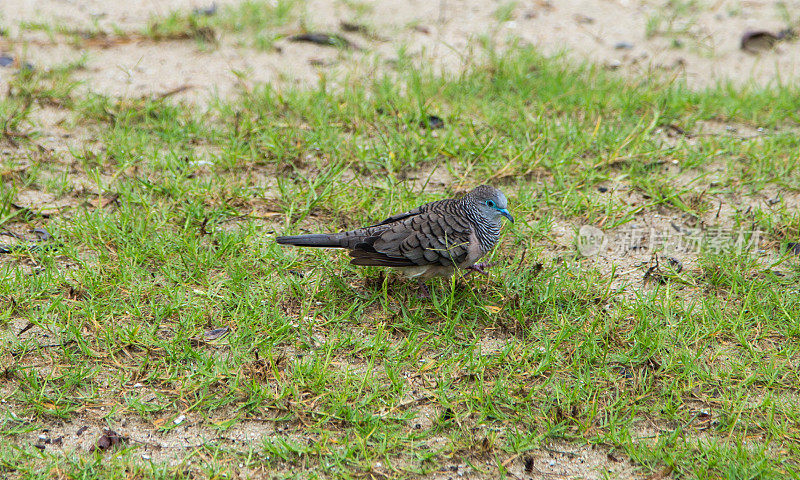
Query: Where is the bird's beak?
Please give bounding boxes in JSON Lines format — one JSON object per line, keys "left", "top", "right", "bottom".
{"left": 499, "top": 208, "right": 514, "bottom": 223}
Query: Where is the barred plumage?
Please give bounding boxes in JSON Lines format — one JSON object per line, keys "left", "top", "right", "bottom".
{"left": 276, "top": 185, "right": 513, "bottom": 296}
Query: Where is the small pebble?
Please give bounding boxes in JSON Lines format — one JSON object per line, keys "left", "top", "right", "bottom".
{"left": 192, "top": 3, "right": 218, "bottom": 16}
{"left": 189, "top": 159, "right": 214, "bottom": 167}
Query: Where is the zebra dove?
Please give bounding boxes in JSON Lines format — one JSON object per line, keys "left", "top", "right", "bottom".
{"left": 276, "top": 185, "right": 513, "bottom": 296}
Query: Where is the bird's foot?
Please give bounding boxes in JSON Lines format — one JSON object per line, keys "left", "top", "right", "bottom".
{"left": 466, "top": 262, "right": 496, "bottom": 276}
{"left": 416, "top": 280, "right": 431, "bottom": 299}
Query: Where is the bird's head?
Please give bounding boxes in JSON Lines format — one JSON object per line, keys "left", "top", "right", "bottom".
{"left": 467, "top": 185, "right": 514, "bottom": 224}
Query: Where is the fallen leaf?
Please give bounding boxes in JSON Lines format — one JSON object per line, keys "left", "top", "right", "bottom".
{"left": 289, "top": 33, "right": 356, "bottom": 49}
{"left": 340, "top": 21, "right": 369, "bottom": 34}
{"left": 484, "top": 305, "right": 502, "bottom": 314}
{"left": 90, "top": 429, "right": 124, "bottom": 452}
{"left": 205, "top": 327, "right": 229, "bottom": 340}
{"left": 644, "top": 466, "right": 674, "bottom": 480}
{"left": 523, "top": 455, "right": 534, "bottom": 473}
{"left": 741, "top": 28, "right": 794, "bottom": 54}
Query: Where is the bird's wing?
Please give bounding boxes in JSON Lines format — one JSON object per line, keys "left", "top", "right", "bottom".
{"left": 365, "top": 200, "right": 443, "bottom": 228}
{"left": 349, "top": 205, "right": 474, "bottom": 267}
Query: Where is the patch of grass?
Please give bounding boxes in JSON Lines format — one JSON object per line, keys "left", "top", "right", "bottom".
{"left": 644, "top": 0, "right": 716, "bottom": 55}
{"left": 0, "top": 57, "right": 83, "bottom": 158}
{"left": 494, "top": 1, "right": 518, "bottom": 23}
{"left": 1, "top": 44, "right": 799, "bottom": 479}
{"left": 339, "top": 0, "right": 375, "bottom": 17}
{"left": 15, "top": 1, "right": 299, "bottom": 52}
{"left": 143, "top": 11, "right": 218, "bottom": 45}
{"left": 143, "top": 0, "right": 298, "bottom": 50}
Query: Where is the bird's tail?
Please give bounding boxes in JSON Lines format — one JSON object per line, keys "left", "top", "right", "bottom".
{"left": 276, "top": 234, "right": 342, "bottom": 248}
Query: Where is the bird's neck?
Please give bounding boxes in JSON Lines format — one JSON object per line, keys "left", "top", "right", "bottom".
{"left": 460, "top": 203, "right": 501, "bottom": 252}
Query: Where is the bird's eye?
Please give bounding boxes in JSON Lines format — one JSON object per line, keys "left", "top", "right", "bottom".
{"left": 486, "top": 200, "right": 496, "bottom": 208}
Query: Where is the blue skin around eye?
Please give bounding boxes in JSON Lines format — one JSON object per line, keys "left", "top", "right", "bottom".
{"left": 484, "top": 199, "right": 513, "bottom": 223}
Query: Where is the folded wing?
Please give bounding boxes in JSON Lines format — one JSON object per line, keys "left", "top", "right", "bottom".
{"left": 349, "top": 207, "right": 472, "bottom": 268}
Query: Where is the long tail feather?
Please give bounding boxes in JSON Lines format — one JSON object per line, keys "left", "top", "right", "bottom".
{"left": 276, "top": 234, "right": 342, "bottom": 248}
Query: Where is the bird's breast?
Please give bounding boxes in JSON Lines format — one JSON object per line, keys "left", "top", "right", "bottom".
{"left": 458, "top": 228, "right": 486, "bottom": 269}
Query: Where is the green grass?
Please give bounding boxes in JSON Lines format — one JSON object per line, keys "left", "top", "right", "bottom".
{"left": 1, "top": 43, "right": 799, "bottom": 479}
{"left": 493, "top": 2, "right": 518, "bottom": 23}
{"left": 16, "top": 0, "right": 299, "bottom": 51}
{"left": 143, "top": 0, "right": 299, "bottom": 50}
{"left": 644, "top": 0, "right": 716, "bottom": 54}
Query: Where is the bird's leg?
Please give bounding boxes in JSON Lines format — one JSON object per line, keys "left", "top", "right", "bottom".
{"left": 416, "top": 279, "right": 431, "bottom": 299}
{"left": 466, "top": 262, "right": 497, "bottom": 276}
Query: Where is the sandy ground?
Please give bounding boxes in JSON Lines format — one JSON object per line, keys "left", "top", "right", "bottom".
{"left": 2, "top": 0, "right": 800, "bottom": 103}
